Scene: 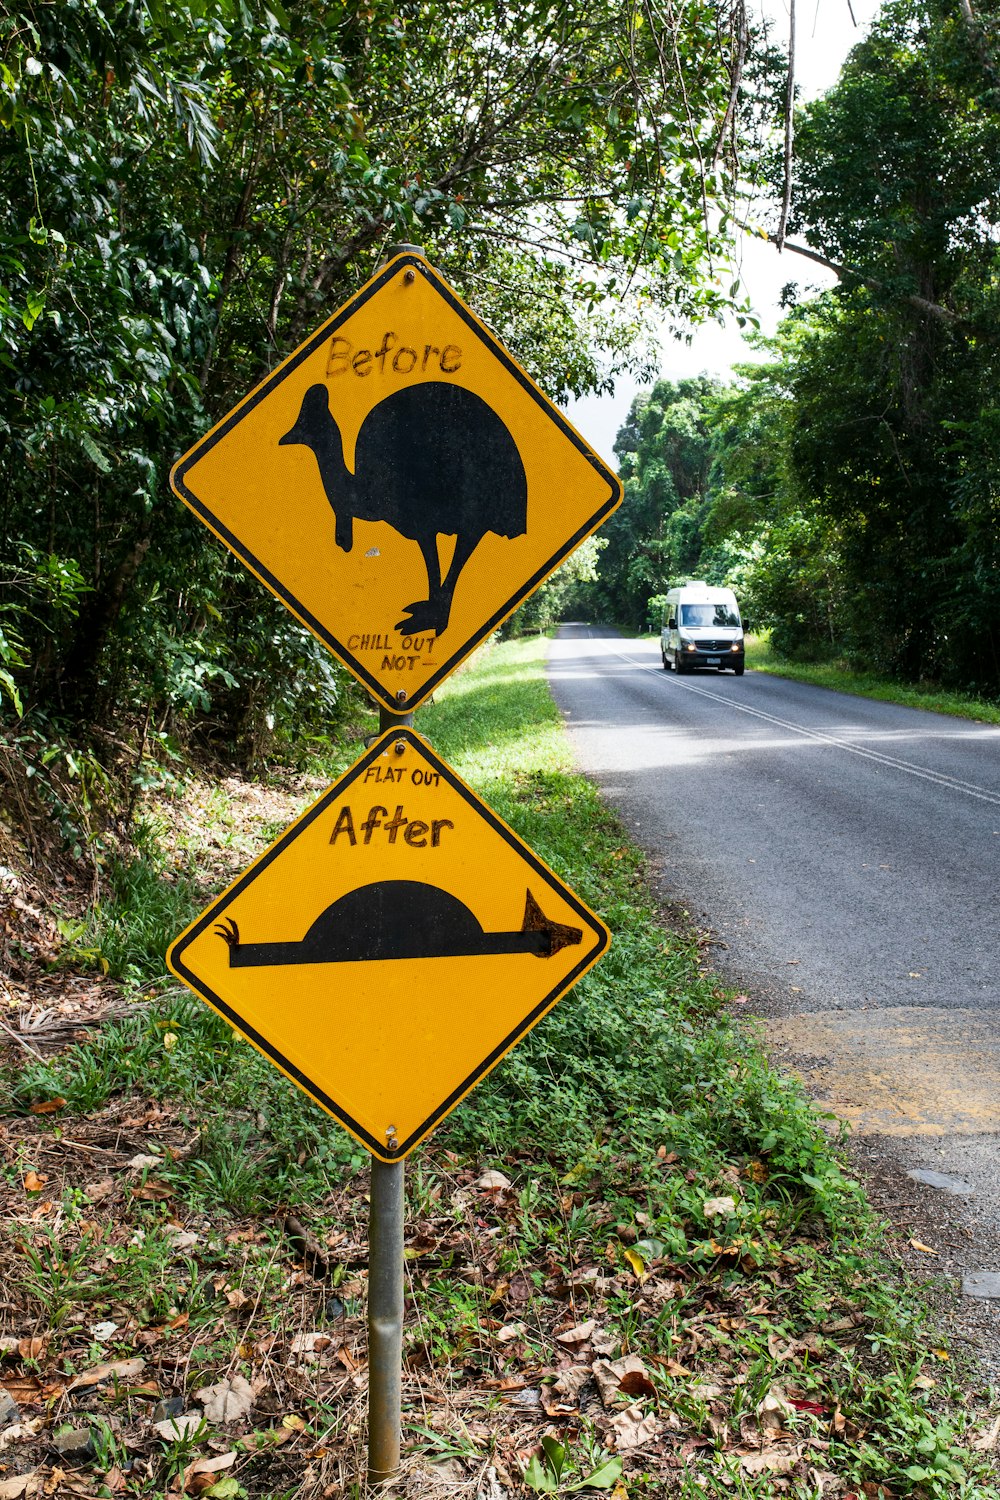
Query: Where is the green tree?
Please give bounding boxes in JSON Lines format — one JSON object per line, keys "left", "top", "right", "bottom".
{"left": 0, "top": 0, "right": 769, "bottom": 754}
{"left": 765, "top": 0, "right": 1000, "bottom": 685}
{"left": 591, "top": 376, "right": 720, "bottom": 628}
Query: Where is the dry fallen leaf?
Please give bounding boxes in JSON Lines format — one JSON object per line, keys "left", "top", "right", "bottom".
{"left": 909, "top": 1238, "right": 939, "bottom": 1256}
{"left": 476, "top": 1169, "right": 511, "bottom": 1192}
{"left": 612, "top": 1404, "right": 659, "bottom": 1451}
{"left": 289, "top": 1332, "right": 332, "bottom": 1356}
{"left": 739, "top": 1451, "right": 798, "bottom": 1476}
{"left": 68, "top": 1357, "right": 145, "bottom": 1391}
{"left": 83, "top": 1178, "right": 115, "bottom": 1203}
{"left": 593, "top": 1355, "right": 652, "bottom": 1409}
{"left": 22, "top": 1172, "right": 46, "bottom": 1194}
{"left": 27, "top": 1099, "right": 65, "bottom": 1115}
{"left": 555, "top": 1319, "right": 595, "bottom": 1346}
{"left": 1, "top": 1419, "right": 42, "bottom": 1451}
{"left": 0, "top": 1474, "right": 37, "bottom": 1498}
{"left": 703, "top": 1196, "right": 737, "bottom": 1219}
{"left": 153, "top": 1412, "right": 204, "bottom": 1442}
{"left": 972, "top": 1414, "right": 1000, "bottom": 1452}
{"left": 17, "top": 1337, "right": 48, "bottom": 1361}
{"left": 194, "top": 1374, "right": 254, "bottom": 1425}
{"left": 181, "top": 1449, "right": 235, "bottom": 1494}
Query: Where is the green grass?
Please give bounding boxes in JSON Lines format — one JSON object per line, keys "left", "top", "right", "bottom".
{"left": 4, "top": 636, "right": 997, "bottom": 1498}
{"left": 745, "top": 633, "right": 1000, "bottom": 723}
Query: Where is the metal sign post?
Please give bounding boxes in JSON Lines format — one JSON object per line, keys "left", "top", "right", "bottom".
{"left": 367, "top": 1152, "right": 405, "bottom": 1485}
{"left": 367, "top": 703, "right": 411, "bottom": 1487}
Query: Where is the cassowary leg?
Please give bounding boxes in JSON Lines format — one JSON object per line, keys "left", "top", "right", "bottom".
{"left": 395, "top": 534, "right": 443, "bottom": 634}
{"left": 396, "top": 533, "right": 481, "bottom": 636}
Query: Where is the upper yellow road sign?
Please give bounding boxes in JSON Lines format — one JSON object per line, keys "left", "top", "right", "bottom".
{"left": 170, "top": 251, "right": 622, "bottom": 714}
{"left": 167, "top": 729, "right": 609, "bottom": 1161}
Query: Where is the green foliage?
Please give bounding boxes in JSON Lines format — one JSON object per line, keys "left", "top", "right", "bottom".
{"left": 589, "top": 377, "right": 722, "bottom": 628}
{"left": 761, "top": 0, "right": 1000, "bottom": 686}
{"left": 0, "top": 0, "right": 767, "bottom": 793}
{"left": 503, "top": 535, "right": 606, "bottom": 637}
{"left": 585, "top": 0, "right": 1000, "bottom": 695}
{"left": 522, "top": 1434, "right": 622, "bottom": 1492}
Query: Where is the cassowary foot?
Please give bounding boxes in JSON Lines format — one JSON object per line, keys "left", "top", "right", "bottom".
{"left": 395, "top": 598, "right": 453, "bottom": 636}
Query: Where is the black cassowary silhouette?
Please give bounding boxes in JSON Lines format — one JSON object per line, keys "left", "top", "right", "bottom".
{"left": 279, "top": 381, "right": 528, "bottom": 635}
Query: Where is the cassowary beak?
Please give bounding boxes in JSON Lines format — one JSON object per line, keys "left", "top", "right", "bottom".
{"left": 277, "top": 424, "right": 300, "bottom": 447}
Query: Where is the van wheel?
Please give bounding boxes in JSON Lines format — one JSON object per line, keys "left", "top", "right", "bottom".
{"left": 661, "top": 649, "right": 669, "bottom": 671}
{"left": 734, "top": 664, "right": 745, "bottom": 676}
{"left": 676, "top": 656, "right": 688, "bottom": 675}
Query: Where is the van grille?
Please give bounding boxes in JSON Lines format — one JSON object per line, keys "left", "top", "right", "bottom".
{"left": 696, "top": 639, "right": 734, "bottom": 652}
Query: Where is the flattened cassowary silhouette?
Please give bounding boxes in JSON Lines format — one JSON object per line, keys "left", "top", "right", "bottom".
{"left": 279, "top": 381, "right": 529, "bottom": 635}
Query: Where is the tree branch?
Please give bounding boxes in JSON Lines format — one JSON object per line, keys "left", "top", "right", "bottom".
{"left": 766, "top": 233, "right": 1000, "bottom": 343}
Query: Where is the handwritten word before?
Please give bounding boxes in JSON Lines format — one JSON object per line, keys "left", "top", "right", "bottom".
{"left": 327, "top": 332, "right": 462, "bottom": 379}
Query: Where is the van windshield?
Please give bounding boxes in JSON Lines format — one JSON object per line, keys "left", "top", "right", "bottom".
{"left": 681, "top": 602, "right": 740, "bottom": 628}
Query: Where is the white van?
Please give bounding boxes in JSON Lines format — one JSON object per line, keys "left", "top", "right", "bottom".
{"left": 661, "top": 583, "right": 745, "bottom": 675}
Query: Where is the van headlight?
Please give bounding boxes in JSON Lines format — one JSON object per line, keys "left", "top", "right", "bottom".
{"left": 731, "top": 643, "right": 741, "bottom": 652}
{"left": 685, "top": 643, "right": 697, "bottom": 652}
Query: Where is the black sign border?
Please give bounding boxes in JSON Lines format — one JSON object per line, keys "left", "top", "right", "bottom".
{"left": 170, "top": 253, "right": 622, "bottom": 715}
{"left": 167, "top": 729, "right": 610, "bottom": 1162}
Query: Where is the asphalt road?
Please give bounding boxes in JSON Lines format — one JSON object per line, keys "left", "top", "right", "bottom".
{"left": 548, "top": 625, "right": 1000, "bottom": 1328}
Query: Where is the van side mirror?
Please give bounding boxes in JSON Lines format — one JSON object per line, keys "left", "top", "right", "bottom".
{"left": 667, "top": 616, "right": 676, "bottom": 629}
{"left": 741, "top": 619, "right": 750, "bottom": 634}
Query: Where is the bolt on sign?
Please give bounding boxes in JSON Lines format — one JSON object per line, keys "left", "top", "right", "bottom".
{"left": 167, "top": 730, "right": 610, "bottom": 1161}
{"left": 169, "top": 251, "right": 622, "bottom": 714}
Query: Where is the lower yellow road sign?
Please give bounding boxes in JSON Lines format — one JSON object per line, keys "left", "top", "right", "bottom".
{"left": 167, "top": 730, "right": 609, "bottom": 1160}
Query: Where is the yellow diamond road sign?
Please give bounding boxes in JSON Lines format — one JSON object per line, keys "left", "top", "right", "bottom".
{"left": 167, "top": 730, "right": 610, "bottom": 1161}
{"left": 170, "top": 252, "right": 622, "bottom": 714}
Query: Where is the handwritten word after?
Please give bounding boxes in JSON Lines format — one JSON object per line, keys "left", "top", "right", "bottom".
{"left": 326, "top": 332, "right": 462, "bottom": 379}
{"left": 330, "top": 804, "right": 454, "bottom": 847}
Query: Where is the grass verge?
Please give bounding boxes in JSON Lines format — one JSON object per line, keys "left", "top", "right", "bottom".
{"left": 1, "top": 637, "right": 996, "bottom": 1498}
{"left": 745, "top": 635, "right": 1000, "bottom": 725}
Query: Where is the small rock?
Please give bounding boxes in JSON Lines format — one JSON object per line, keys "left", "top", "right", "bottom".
{"left": 963, "top": 1272, "right": 1000, "bottom": 1300}
{"left": 906, "top": 1169, "right": 974, "bottom": 1195}
{"left": 151, "top": 1397, "right": 186, "bottom": 1425}
{"left": 52, "top": 1425, "right": 94, "bottom": 1459}
{"left": 0, "top": 1390, "right": 19, "bottom": 1433}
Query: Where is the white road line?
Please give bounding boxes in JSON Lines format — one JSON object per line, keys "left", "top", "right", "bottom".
{"left": 592, "top": 635, "right": 1000, "bottom": 810}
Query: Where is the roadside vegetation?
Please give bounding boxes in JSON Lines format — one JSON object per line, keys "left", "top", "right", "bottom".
{"left": 744, "top": 636, "right": 1000, "bottom": 727}
{"left": 2, "top": 638, "right": 997, "bottom": 1498}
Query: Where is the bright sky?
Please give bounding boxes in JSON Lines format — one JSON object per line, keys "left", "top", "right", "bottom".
{"left": 567, "top": 0, "right": 883, "bottom": 462}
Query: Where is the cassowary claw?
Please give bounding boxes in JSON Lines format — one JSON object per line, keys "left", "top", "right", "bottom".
{"left": 214, "top": 918, "right": 240, "bottom": 950}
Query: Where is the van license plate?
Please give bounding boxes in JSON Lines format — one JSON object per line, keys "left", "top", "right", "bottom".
{"left": 706, "top": 656, "right": 721, "bottom": 665}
